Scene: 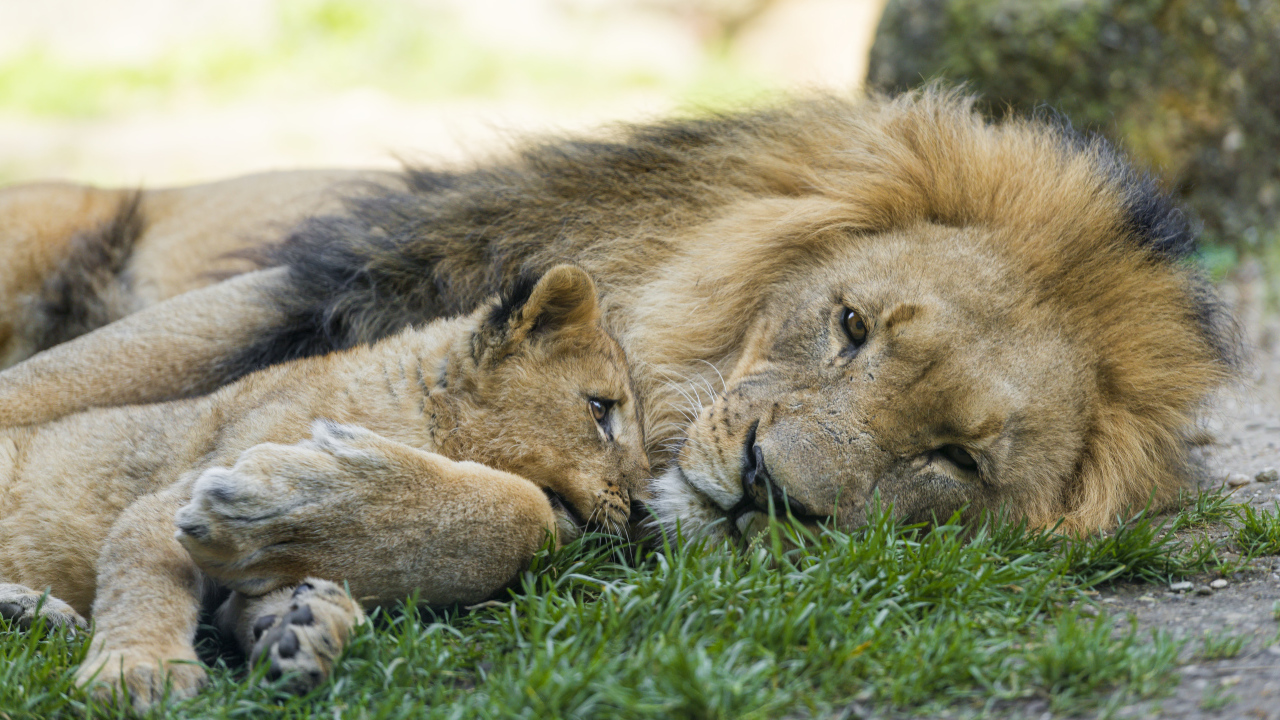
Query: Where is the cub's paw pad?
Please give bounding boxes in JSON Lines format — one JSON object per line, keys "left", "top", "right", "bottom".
{"left": 0, "top": 584, "right": 87, "bottom": 633}
{"left": 251, "top": 579, "right": 366, "bottom": 695}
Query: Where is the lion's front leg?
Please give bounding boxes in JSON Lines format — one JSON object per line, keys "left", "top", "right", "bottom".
{"left": 77, "top": 488, "right": 209, "bottom": 712}
{"left": 176, "top": 420, "right": 560, "bottom": 607}
{"left": 0, "top": 267, "right": 291, "bottom": 426}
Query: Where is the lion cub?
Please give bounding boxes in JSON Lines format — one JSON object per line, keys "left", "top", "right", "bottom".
{"left": 0, "top": 265, "right": 648, "bottom": 710}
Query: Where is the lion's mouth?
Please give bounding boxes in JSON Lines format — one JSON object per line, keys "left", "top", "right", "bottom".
{"left": 674, "top": 462, "right": 829, "bottom": 539}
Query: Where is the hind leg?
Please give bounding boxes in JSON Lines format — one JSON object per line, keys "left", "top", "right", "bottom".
{"left": 0, "top": 435, "right": 89, "bottom": 633}
{"left": 217, "top": 580, "right": 366, "bottom": 695}
{"left": 0, "top": 583, "right": 88, "bottom": 633}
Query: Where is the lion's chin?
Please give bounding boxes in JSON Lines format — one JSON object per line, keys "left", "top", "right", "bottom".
{"left": 646, "top": 466, "right": 834, "bottom": 548}
{"left": 645, "top": 465, "right": 737, "bottom": 546}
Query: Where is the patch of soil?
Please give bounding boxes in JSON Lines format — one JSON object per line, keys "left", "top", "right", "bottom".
{"left": 1107, "top": 269, "right": 1280, "bottom": 720}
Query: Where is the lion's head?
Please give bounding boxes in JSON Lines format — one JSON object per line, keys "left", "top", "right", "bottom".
{"left": 643, "top": 89, "right": 1239, "bottom": 541}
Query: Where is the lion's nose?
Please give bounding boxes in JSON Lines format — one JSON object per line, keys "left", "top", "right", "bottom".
{"left": 742, "top": 441, "right": 766, "bottom": 490}
{"left": 740, "top": 441, "right": 777, "bottom": 510}
{"left": 741, "top": 430, "right": 815, "bottom": 518}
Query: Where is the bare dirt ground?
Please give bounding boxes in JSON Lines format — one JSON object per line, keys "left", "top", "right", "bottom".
{"left": 1081, "top": 268, "right": 1280, "bottom": 720}
{"left": 1099, "top": 269, "right": 1280, "bottom": 720}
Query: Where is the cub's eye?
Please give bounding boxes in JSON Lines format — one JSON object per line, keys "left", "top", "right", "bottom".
{"left": 842, "top": 308, "right": 868, "bottom": 346}
{"left": 938, "top": 444, "right": 979, "bottom": 473}
{"left": 588, "top": 398, "right": 614, "bottom": 424}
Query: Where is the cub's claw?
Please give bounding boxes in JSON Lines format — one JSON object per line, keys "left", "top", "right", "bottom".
{"left": 76, "top": 647, "right": 207, "bottom": 712}
{"left": 0, "top": 583, "right": 88, "bottom": 634}
{"left": 251, "top": 579, "right": 366, "bottom": 695}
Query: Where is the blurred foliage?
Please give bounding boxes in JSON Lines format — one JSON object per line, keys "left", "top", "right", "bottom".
{"left": 868, "top": 0, "right": 1280, "bottom": 264}
{"left": 0, "top": 0, "right": 770, "bottom": 119}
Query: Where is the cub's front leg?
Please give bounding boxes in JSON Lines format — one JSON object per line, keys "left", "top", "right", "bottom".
{"left": 77, "top": 488, "right": 210, "bottom": 711}
{"left": 176, "top": 421, "right": 560, "bottom": 606}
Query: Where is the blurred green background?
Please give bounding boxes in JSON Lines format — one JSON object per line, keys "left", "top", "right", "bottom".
{"left": 0, "top": 0, "right": 881, "bottom": 186}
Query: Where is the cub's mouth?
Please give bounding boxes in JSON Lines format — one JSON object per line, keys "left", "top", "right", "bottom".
{"left": 542, "top": 488, "right": 633, "bottom": 540}
{"left": 543, "top": 489, "right": 586, "bottom": 542}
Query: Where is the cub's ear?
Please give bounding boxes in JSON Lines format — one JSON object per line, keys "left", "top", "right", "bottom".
{"left": 476, "top": 265, "right": 601, "bottom": 360}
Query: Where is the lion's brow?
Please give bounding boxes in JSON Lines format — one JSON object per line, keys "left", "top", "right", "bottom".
{"left": 883, "top": 303, "right": 921, "bottom": 329}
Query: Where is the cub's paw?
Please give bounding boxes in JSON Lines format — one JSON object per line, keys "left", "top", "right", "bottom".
{"left": 175, "top": 421, "right": 384, "bottom": 594}
{"left": 251, "top": 579, "right": 366, "bottom": 695}
{"left": 76, "top": 647, "right": 207, "bottom": 712}
{"left": 0, "top": 583, "right": 88, "bottom": 634}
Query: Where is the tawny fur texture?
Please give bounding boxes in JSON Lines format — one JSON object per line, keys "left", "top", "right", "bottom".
{"left": 0, "top": 266, "right": 648, "bottom": 710}
{"left": 0, "top": 170, "right": 397, "bottom": 371}
{"left": 0, "top": 88, "right": 1239, "bottom": 544}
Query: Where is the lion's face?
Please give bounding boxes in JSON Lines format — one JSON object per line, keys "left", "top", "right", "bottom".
{"left": 652, "top": 224, "right": 1095, "bottom": 542}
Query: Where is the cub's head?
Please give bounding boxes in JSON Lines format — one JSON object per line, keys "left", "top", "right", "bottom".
{"left": 445, "top": 265, "right": 649, "bottom": 535}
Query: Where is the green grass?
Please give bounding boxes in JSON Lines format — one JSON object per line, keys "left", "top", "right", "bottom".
{"left": 1233, "top": 502, "right": 1280, "bottom": 558}
{"left": 13, "top": 493, "right": 1266, "bottom": 720}
{"left": 1195, "top": 631, "right": 1247, "bottom": 661}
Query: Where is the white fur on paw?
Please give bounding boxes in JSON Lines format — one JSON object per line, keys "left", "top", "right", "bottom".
{"left": 0, "top": 583, "right": 88, "bottom": 633}
{"left": 304, "top": 420, "right": 381, "bottom": 465}
{"left": 174, "top": 441, "right": 323, "bottom": 545}
{"left": 251, "top": 579, "right": 366, "bottom": 695}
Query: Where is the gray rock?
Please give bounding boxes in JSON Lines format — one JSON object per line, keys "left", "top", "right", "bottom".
{"left": 1170, "top": 581, "right": 1194, "bottom": 592}
{"left": 1195, "top": 586, "right": 1214, "bottom": 596}
{"left": 1256, "top": 467, "right": 1279, "bottom": 483}
{"left": 1210, "top": 579, "right": 1228, "bottom": 589}
{"left": 1227, "top": 473, "right": 1253, "bottom": 487}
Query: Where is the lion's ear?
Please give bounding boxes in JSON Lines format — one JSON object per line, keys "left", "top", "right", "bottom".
{"left": 476, "top": 265, "right": 601, "bottom": 361}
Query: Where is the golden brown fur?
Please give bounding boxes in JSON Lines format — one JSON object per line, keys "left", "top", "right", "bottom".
{"left": 0, "top": 89, "right": 1237, "bottom": 546}
{"left": 0, "top": 170, "right": 397, "bottom": 369}
{"left": 0, "top": 266, "right": 647, "bottom": 709}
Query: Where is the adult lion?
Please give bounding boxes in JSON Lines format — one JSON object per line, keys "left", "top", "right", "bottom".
{"left": 0, "top": 88, "right": 1238, "bottom": 546}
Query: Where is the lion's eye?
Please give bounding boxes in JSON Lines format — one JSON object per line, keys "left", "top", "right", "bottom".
{"left": 842, "top": 308, "right": 868, "bottom": 346}
{"left": 939, "top": 444, "right": 979, "bottom": 473}
{"left": 588, "top": 398, "right": 614, "bottom": 423}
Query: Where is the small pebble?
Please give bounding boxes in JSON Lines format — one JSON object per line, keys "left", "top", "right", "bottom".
{"left": 1210, "top": 579, "right": 1228, "bottom": 589}
{"left": 1226, "top": 473, "right": 1252, "bottom": 487}
{"left": 1195, "top": 586, "right": 1213, "bottom": 596}
{"left": 1170, "top": 581, "right": 1193, "bottom": 592}
{"left": 1257, "top": 467, "right": 1279, "bottom": 483}
{"left": 1268, "top": 645, "right": 1280, "bottom": 657}
{"left": 1079, "top": 605, "right": 1099, "bottom": 617}
{"left": 1137, "top": 595, "right": 1156, "bottom": 602}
